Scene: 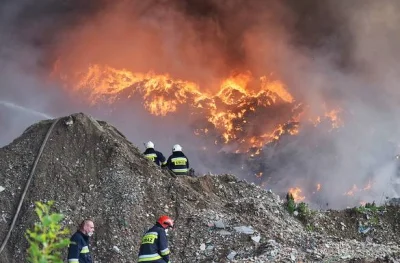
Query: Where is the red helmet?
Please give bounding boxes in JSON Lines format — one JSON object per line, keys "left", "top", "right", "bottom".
{"left": 157, "top": 215, "right": 174, "bottom": 229}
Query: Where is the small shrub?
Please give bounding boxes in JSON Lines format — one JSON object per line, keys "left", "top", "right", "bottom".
{"left": 369, "top": 215, "right": 380, "bottom": 225}
{"left": 285, "top": 193, "right": 315, "bottom": 224}
{"left": 25, "top": 201, "right": 70, "bottom": 263}
{"left": 305, "top": 223, "right": 314, "bottom": 232}
{"left": 355, "top": 202, "right": 384, "bottom": 214}
{"left": 355, "top": 206, "right": 367, "bottom": 213}
{"left": 297, "top": 202, "right": 314, "bottom": 222}
{"left": 285, "top": 193, "right": 296, "bottom": 214}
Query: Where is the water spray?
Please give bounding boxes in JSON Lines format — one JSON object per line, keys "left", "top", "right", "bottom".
{"left": 0, "top": 100, "right": 53, "bottom": 119}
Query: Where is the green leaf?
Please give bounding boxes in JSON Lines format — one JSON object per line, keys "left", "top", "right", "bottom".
{"left": 25, "top": 201, "right": 71, "bottom": 263}
{"left": 50, "top": 213, "right": 64, "bottom": 222}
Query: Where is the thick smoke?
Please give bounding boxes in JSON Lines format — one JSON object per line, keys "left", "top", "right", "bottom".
{"left": 267, "top": 0, "right": 400, "bottom": 207}
{"left": 1, "top": 0, "right": 400, "bottom": 208}
{"left": 0, "top": 0, "right": 95, "bottom": 145}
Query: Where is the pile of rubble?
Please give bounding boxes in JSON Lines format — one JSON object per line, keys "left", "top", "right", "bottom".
{"left": 0, "top": 113, "right": 399, "bottom": 262}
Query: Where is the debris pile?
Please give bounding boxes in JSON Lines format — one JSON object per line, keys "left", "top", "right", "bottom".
{"left": 0, "top": 113, "right": 399, "bottom": 263}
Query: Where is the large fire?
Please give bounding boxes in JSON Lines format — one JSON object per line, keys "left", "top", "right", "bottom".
{"left": 55, "top": 64, "right": 341, "bottom": 152}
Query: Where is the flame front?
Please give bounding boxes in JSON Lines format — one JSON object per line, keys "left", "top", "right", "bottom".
{"left": 58, "top": 64, "right": 313, "bottom": 150}
{"left": 55, "top": 63, "right": 343, "bottom": 152}
{"left": 289, "top": 187, "right": 306, "bottom": 202}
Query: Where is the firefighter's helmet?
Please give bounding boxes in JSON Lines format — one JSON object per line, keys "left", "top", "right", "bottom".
{"left": 157, "top": 215, "right": 174, "bottom": 229}
{"left": 145, "top": 141, "right": 155, "bottom": 149}
{"left": 172, "top": 144, "right": 182, "bottom": 152}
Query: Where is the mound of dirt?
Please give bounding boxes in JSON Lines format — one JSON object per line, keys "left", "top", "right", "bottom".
{"left": 0, "top": 113, "right": 399, "bottom": 263}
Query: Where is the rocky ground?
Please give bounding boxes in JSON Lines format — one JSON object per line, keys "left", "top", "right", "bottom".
{"left": 0, "top": 113, "right": 399, "bottom": 263}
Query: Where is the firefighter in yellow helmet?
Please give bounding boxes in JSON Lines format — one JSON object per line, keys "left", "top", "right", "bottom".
{"left": 166, "top": 144, "right": 189, "bottom": 176}
{"left": 143, "top": 141, "right": 167, "bottom": 167}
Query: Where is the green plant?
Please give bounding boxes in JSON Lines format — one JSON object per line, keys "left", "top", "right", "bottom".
{"left": 297, "top": 202, "right": 308, "bottom": 214}
{"left": 305, "top": 223, "right": 314, "bottom": 232}
{"left": 355, "top": 202, "right": 384, "bottom": 214}
{"left": 369, "top": 215, "right": 380, "bottom": 225}
{"left": 297, "top": 202, "right": 314, "bottom": 222}
{"left": 355, "top": 206, "right": 367, "bottom": 213}
{"left": 25, "top": 201, "right": 70, "bottom": 263}
{"left": 285, "top": 193, "right": 315, "bottom": 224}
{"left": 286, "top": 193, "right": 296, "bottom": 214}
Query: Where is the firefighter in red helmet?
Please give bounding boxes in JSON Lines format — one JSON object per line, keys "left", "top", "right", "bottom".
{"left": 138, "top": 215, "right": 174, "bottom": 263}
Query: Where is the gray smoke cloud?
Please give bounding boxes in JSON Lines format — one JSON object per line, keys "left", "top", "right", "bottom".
{"left": 264, "top": 0, "right": 400, "bottom": 207}
{"left": 1, "top": 0, "right": 400, "bottom": 208}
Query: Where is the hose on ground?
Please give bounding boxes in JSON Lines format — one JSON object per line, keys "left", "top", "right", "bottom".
{"left": 0, "top": 118, "right": 60, "bottom": 255}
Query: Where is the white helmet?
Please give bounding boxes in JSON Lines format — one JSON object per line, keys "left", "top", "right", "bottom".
{"left": 172, "top": 144, "right": 182, "bottom": 152}
{"left": 145, "top": 141, "right": 155, "bottom": 149}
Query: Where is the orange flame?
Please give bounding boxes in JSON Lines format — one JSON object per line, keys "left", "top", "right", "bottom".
{"left": 325, "top": 109, "right": 343, "bottom": 129}
{"left": 363, "top": 180, "right": 372, "bottom": 190}
{"left": 344, "top": 181, "right": 373, "bottom": 196}
{"left": 310, "top": 106, "right": 343, "bottom": 130}
{"left": 345, "top": 184, "right": 358, "bottom": 196}
{"left": 57, "top": 64, "right": 301, "bottom": 150}
{"left": 55, "top": 63, "right": 343, "bottom": 152}
{"left": 288, "top": 187, "right": 306, "bottom": 202}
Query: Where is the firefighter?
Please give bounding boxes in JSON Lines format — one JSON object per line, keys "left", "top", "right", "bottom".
{"left": 67, "top": 219, "right": 95, "bottom": 263}
{"left": 138, "top": 215, "right": 174, "bottom": 263}
{"left": 143, "top": 141, "right": 167, "bottom": 167}
{"left": 167, "top": 144, "right": 189, "bottom": 176}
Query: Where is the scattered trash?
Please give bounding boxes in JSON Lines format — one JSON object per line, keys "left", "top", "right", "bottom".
{"left": 214, "top": 219, "right": 226, "bottom": 229}
{"left": 2, "top": 113, "right": 400, "bottom": 263}
{"left": 251, "top": 234, "right": 261, "bottom": 243}
{"left": 227, "top": 251, "right": 237, "bottom": 260}
{"left": 200, "top": 243, "right": 206, "bottom": 251}
{"left": 112, "top": 245, "right": 120, "bottom": 253}
{"left": 358, "top": 226, "right": 371, "bottom": 234}
{"left": 206, "top": 245, "right": 214, "bottom": 251}
{"left": 270, "top": 249, "right": 278, "bottom": 257}
{"left": 65, "top": 116, "right": 74, "bottom": 126}
{"left": 218, "top": 230, "right": 232, "bottom": 236}
{"left": 234, "top": 226, "right": 254, "bottom": 235}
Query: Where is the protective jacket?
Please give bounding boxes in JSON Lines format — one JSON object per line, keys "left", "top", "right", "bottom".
{"left": 144, "top": 148, "right": 167, "bottom": 166}
{"left": 67, "top": 231, "right": 92, "bottom": 263}
{"left": 167, "top": 151, "right": 189, "bottom": 175}
{"left": 138, "top": 223, "right": 170, "bottom": 263}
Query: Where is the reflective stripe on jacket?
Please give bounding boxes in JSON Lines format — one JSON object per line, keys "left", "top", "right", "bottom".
{"left": 67, "top": 231, "right": 92, "bottom": 263}
{"left": 144, "top": 148, "right": 167, "bottom": 166}
{"left": 167, "top": 151, "right": 189, "bottom": 175}
{"left": 138, "top": 223, "right": 170, "bottom": 262}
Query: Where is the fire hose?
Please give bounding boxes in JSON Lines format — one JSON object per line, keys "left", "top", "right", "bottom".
{"left": 0, "top": 118, "right": 60, "bottom": 255}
